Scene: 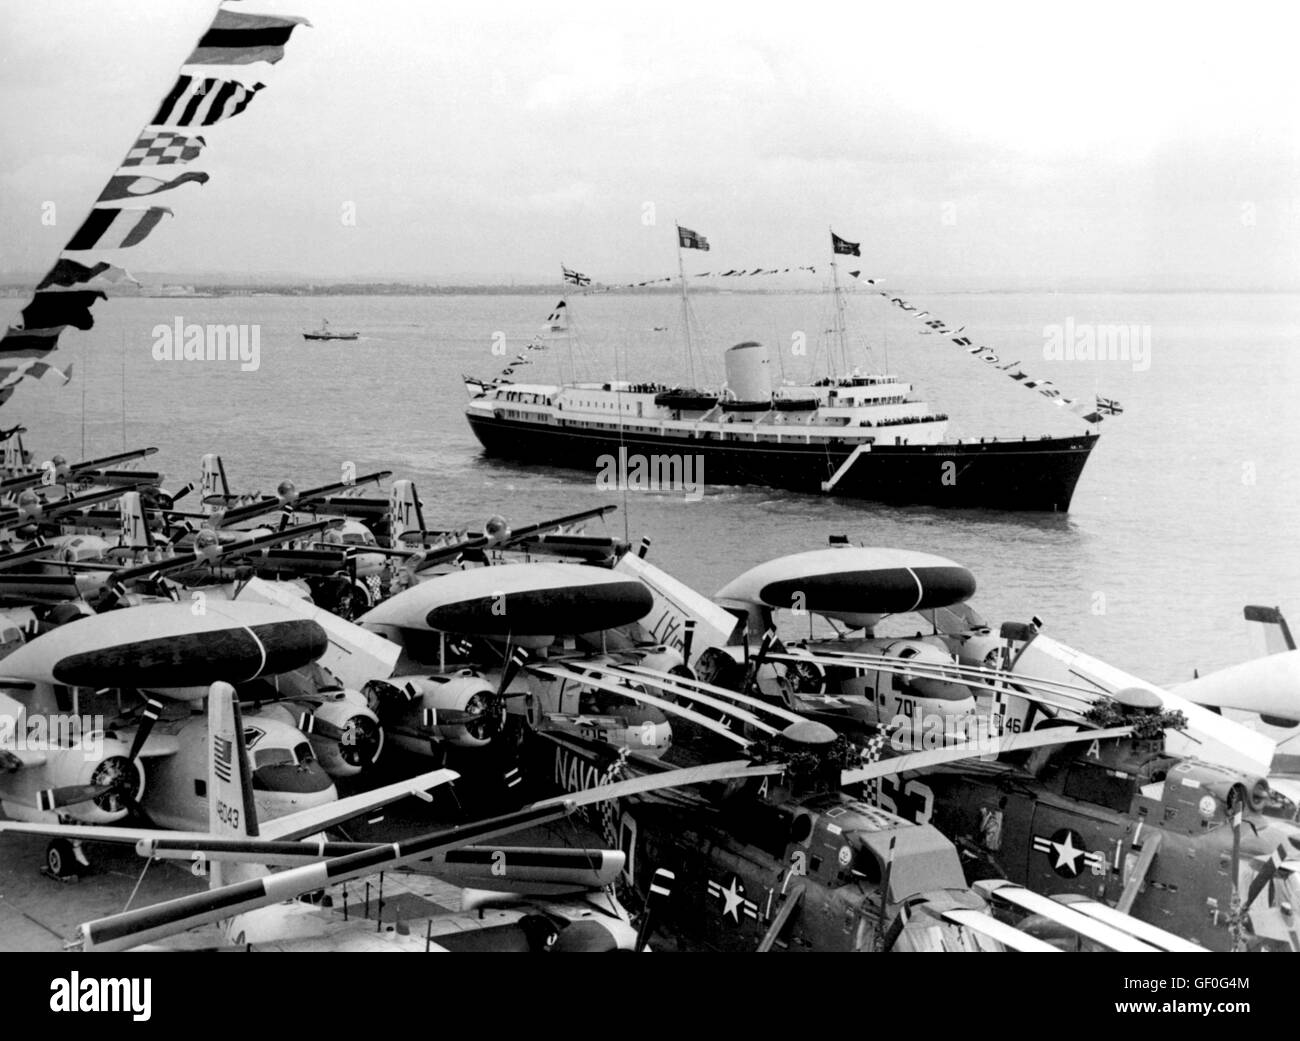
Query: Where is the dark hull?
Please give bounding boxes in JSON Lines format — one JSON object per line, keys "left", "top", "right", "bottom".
{"left": 466, "top": 413, "right": 1098, "bottom": 511}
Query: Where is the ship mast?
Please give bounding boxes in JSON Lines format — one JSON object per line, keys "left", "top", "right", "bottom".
{"left": 829, "top": 233, "right": 850, "bottom": 377}
{"left": 559, "top": 264, "right": 575, "bottom": 386}
{"left": 828, "top": 227, "right": 874, "bottom": 376}
{"left": 676, "top": 227, "right": 697, "bottom": 389}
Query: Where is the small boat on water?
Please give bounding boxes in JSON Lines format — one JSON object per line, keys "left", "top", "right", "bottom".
{"left": 303, "top": 319, "right": 359, "bottom": 341}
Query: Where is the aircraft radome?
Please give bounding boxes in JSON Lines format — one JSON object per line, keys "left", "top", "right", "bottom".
{"left": 0, "top": 601, "right": 329, "bottom": 692}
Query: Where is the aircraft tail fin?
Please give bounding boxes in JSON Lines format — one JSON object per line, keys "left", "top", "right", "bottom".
{"left": 118, "top": 490, "right": 154, "bottom": 552}
{"left": 388, "top": 479, "right": 426, "bottom": 543}
{"left": 206, "top": 681, "right": 261, "bottom": 891}
{"left": 1246, "top": 605, "right": 1296, "bottom": 657}
{"left": 614, "top": 551, "right": 744, "bottom": 666}
{"left": 199, "top": 454, "right": 228, "bottom": 514}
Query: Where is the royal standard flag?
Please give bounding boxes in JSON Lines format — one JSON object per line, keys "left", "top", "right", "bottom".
{"left": 677, "top": 226, "right": 710, "bottom": 251}
{"left": 831, "top": 231, "right": 860, "bottom": 256}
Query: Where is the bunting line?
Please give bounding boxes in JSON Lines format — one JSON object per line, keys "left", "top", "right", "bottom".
{"left": 0, "top": 3, "right": 310, "bottom": 406}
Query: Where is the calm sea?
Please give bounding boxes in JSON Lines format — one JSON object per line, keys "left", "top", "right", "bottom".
{"left": 6, "top": 289, "right": 1298, "bottom": 683}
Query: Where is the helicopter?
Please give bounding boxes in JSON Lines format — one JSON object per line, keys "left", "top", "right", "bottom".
{"left": 515, "top": 641, "right": 1181, "bottom": 952}
{"left": 861, "top": 695, "right": 1300, "bottom": 952}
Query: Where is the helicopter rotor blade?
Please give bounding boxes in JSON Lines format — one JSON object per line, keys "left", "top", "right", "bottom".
{"left": 839, "top": 725, "right": 1134, "bottom": 787}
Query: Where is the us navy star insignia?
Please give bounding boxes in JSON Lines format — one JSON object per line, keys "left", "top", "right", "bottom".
{"left": 1032, "top": 828, "right": 1093, "bottom": 878}
{"left": 707, "top": 876, "right": 759, "bottom": 922}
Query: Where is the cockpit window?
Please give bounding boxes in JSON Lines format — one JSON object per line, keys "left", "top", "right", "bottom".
{"left": 575, "top": 684, "right": 666, "bottom": 725}
{"left": 253, "top": 747, "right": 293, "bottom": 769}
{"left": 294, "top": 742, "right": 315, "bottom": 765}
{"left": 853, "top": 847, "right": 883, "bottom": 884}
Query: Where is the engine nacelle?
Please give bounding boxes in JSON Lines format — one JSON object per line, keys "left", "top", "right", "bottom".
{"left": 954, "top": 633, "right": 1002, "bottom": 670}
{"left": 694, "top": 645, "right": 789, "bottom": 701}
{"left": 0, "top": 735, "right": 144, "bottom": 825}
{"left": 251, "top": 691, "right": 384, "bottom": 778}
{"left": 369, "top": 671, "right": 499, "bottom": 752}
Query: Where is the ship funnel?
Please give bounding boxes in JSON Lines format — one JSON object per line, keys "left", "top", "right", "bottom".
{"left": 724, "top": 341, "right": 772, "bottom": 402}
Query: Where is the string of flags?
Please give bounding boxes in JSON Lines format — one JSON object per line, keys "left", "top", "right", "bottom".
{"left": 523, "top": 222, "right": 1123, "bottom": 424}
{"left": 575, "top": 265, "right": 823, "bottom": 292}
{"left": 490, "top": 298, "right": 565, "bottom": 380}
{"left": 870, "top": 284, "right": 1121, "bottom": 423}
{"left": 0, "top": 6, "right": 311, "bottom": 407}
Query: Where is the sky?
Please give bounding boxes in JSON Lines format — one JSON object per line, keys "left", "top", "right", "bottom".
{"left": 1, "top": 0, "right": 1297, "bottom": 288}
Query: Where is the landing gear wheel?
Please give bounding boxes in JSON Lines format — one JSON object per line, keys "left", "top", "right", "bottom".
{"left": 45, "top": 838, "right": 83, "bottom": 878}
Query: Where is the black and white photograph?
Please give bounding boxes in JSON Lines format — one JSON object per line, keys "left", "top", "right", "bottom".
{"left": 0, "top": 0, "right": 1296, "bottom": 1001}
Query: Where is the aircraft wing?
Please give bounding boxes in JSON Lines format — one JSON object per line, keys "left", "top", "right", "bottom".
{"left": 107, "top": 520, "right": 334, "bottom": 586}
{"left": 0, "top": 768, "right": 457, "bottom": 847}
{"left": 0, "top": 481, "right": 151, "bottom": 529}
{"left": 0, "top": 574, "right": 87, "bottom": 603}
{"left": 217, "top": 471, "right": 391, "bottom": 527}
{"left": 1172, "top": 650, "right": 1300, "bottom": 724}
{"left": 0, "top": 448, "right": 159, "bottom": 495}
{"left": 499, "top": 505, "right": 617, "bottom": 546}
{"left": 259, "top": 768, "right": 459, "bottom": 840}
{"left": 412, "top": 505, "right": 619, "bottom": 570}
{"left": 0, "top": 821, "right": 218, "bottom": 844}
{"left": 0, "top": 542, "right": 60, "bottom": 571}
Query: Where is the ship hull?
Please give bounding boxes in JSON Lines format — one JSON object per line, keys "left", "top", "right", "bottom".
{"left": 466, "top": 413, "right": 1098, "bottom": 511}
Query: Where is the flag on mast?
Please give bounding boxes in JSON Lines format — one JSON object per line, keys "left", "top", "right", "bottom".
{"left": 831, "top": 231, "right": 860, "bottom": 256}
{"left": 677, "top": 226, "right": 710, "bottom": 251}
{"left": 562, "top": 266, "right": 591, "bottom": 287}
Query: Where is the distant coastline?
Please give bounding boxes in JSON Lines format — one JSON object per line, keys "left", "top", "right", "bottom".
{"left": 1, "top": 281, "right": 1296, "bottom": 299}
